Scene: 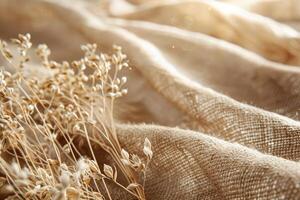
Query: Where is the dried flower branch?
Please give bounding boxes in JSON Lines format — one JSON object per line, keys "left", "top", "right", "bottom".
{"left": 0, "top": 34, "right": 152, "bottom": 200}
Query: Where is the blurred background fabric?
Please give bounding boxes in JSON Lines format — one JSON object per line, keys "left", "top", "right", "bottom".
{"left": 1, "top": 0, "right": 300, "bottom": 199}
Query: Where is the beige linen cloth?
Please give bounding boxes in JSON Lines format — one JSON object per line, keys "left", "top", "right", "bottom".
{"left": 1, "top": 0, "right": 300, "bottom": 199}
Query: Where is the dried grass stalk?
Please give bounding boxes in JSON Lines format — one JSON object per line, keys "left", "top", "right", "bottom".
{"left": 0, "top": 34, "right": 152, "bottom": 200}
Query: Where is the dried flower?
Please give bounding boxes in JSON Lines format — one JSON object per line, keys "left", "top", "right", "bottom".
{"left": 103, "top": 164, "right": 114, "bottom": 179}
{"left": 0, "top": 33, "right": 151, "bottom": 200}
{"left": 127, "top": 183, "right": 140, "bottom": 191}
{"left": 121, "top": 149, "right": 130, "bottom": 160}
{"left": 143, "top": 138, "right": 153, "bottom": 160}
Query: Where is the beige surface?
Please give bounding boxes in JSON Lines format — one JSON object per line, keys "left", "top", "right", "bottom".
{"left": 1, "top": 0, "right": 300, "bottom": 199}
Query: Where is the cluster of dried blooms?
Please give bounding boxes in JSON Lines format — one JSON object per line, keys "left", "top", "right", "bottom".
{"left": 0, "top": 34, "right": 152, "bottom": 200}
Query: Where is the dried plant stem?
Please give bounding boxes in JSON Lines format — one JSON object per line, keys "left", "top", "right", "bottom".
{"left": 0, "top": 34, "right": 152, "bottom": 200}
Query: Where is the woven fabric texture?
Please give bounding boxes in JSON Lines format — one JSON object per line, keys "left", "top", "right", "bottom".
{"left": 0, "top": 0, "right": 300, "bottom": 199}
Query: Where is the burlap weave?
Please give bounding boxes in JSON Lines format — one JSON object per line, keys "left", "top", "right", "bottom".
{"left": 0, "top": 0, "right": 300, "bottom": 199}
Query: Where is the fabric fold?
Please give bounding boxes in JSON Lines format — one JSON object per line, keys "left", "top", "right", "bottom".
{"left": 108, "top": 18, "right": 300, "bottom": 121}
{"left": 115, "top": 0, "right": 300, "bottom": 66}
{"left": 117, "top": 124, "right": 300, "bottom": 200}
{"left": 1, "top": 0, "right": 300, "bottom": 199}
